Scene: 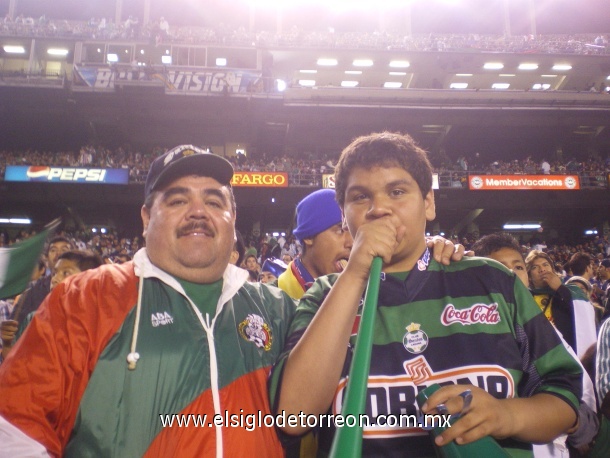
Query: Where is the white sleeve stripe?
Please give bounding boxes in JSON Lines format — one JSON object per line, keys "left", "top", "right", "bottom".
{"left": 0, "top": 415, "right": 50, "bottom": 457}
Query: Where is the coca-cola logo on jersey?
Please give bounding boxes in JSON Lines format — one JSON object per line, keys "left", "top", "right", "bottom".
{"left": 441, "top": 303, "right": 501, "bottom": 326}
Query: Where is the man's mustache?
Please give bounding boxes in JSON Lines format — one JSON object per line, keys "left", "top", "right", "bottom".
{"left": 177, "top": 222, "right": 214, "bottom": 237}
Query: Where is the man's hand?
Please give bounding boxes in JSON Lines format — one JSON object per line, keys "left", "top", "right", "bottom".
{"left": 426, "top": 236, "right": 468, "bottom": 265}
{"left": 420, "top": 384, "right": 576, "bottom": 446}
{"left": 538, "top": 270, "right": 563, "bottom": 291}
{"left": 345, "top": 216, "right": 406, "bottom": 282}
{"left": 1, "top": 319, "right": 18, "bottom": 348}
{"left": 420, "top": 384, "right": 514, "bottom": 446}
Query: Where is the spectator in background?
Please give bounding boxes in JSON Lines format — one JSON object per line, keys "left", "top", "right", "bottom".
{"left": 259, "top": 258, "right": 287, "bottom": 285}
{"left": 473, "top": 233, "right": 599, "bottom": 456}
{"left": 242, "top": 253, "right": 260, "bottom": 282}
{"left": 278, "top": 189, "right": 351, "bottom": 300}
{"left": 10, "top": 236, "right": 73, "bottom": 325}
{"left": 526, "top": 250, "right": 597, "bottom": 360}
{"left": 2, "top": 250, "right": 103, "bottom": 361}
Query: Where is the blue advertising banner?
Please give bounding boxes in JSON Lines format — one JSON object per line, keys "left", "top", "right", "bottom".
{"left": 4, "top": 166, "right": 129, "bottom": 184}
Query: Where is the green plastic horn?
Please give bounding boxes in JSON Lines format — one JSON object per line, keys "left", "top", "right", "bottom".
{"left": 329, "top": 257, "right": 383, "bottom": 458}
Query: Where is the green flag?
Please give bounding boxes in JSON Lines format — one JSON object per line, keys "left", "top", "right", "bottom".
{"left": 0, "top": 219, "right": 60, "bottom": 300}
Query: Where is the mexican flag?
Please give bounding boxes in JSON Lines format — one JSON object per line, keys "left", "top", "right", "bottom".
{"left": 0, "top": 219, "right": 60, "bottom": 300}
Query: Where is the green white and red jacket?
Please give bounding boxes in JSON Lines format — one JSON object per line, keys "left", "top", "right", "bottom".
{"left": 0, "top": 249, "right": 296, "bottom": 457}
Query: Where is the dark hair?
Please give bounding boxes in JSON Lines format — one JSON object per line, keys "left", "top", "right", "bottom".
{"left": 567, "top": 252, "right": 593, "bottom": 277}
{"left": 334, "top": 132, "right": 432, "bottom": 208}
{"left": 525, "top": 250, "right": 554, "bottom": 273}
{"left": 57, "top": 250, "right": 103, "bottom": 272}
{"left": 471, "top": 233, "right": 523, "bottom": 258}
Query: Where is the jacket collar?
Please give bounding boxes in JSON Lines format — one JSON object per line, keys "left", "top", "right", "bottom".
{"left": 133, "top": 248, "right": 249, "bottom": 316}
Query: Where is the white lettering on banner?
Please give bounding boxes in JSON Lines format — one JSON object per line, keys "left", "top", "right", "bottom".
{"left": 441, "top": 303, "right": 501, "bottom": 326}
{"left": 47, "top": 168, "right": 107, "bottom": 182}
{"left": 95, "top": 69, "right": 113, "bottom": 88}
{"left": 91, "top": 68, "right": 246, "bottom": 92}
{"left": 485, "top": 177, "right": 563, "bottom": 187}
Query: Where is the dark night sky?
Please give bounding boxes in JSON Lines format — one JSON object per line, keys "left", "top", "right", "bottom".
{"left": 0, "top": 0, "right": 608, "bottom": 35}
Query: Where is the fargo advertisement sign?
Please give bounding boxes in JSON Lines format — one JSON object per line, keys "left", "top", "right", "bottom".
{"left": 5, "top": 166, "right": 129, "bottom": 184}
{"left": 231, "top": 172, "right": 288, "bottom": 187}
{"left": 469, "top": 175, "right": 580, "bottom": 190}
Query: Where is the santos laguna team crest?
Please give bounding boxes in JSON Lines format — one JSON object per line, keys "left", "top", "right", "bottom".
{"left": 402, "top": 322, "right": 428, "bottom": 354}
{"left": 238, "top": 314, "right": 273, "bottom": 351}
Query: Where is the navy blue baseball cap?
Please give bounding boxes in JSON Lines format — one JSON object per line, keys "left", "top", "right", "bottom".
{"left": 145, "top": 145, "right": 234, "bottom": 199}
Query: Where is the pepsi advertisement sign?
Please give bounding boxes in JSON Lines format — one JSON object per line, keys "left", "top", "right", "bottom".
{"left": 4, "top": 166, "right": 129, "bottom": 184}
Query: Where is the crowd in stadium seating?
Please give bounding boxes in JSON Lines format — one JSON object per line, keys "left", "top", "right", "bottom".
{"left": 1, "top": 146, "right": 608, "bottom": 188}
{"left": 1, "top": 14, "right": 608, "bottom": 55}
{"left": 1, "top": 223, "right": 609, "bottom": 272}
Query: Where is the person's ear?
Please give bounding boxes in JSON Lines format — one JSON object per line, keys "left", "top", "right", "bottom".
{"left": 141, "top": 205, "right": 150, "bottom": 238}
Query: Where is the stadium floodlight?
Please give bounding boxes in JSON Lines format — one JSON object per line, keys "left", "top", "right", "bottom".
{"left": 383, "top": 82, "right": 402, "bottom": 88}
{"left": 299, "top": 69, "right": 317, "bottom": 73}
{"left": 518, "top": 63, "right": 539, "bottom": 70}
{"left": 276, "top": 79, "right": 287, "bottom": 91}
{"left": 455, "top": 73, "right": 473, "bottom": 77}
{"left": 532, "top": 83, "right": 551, "bottom": 90}
{"left": 161, "top": 55, "right": 172, "bottom": 64}
{"left": 450, "top": 82, "right": 468, "bottom": 89}
{"left": 503, "top": 223, "right": 541, "bottom": 230}
{"left": 389, "top": 60, "right": 410, "bottom": 68}
{"left": 345, "top": 70, "right": 362, "bottom": 75}
{"left": 3, "top": 45, "right": 26, "bottom": 54}
{"left": 341, "top": 81, "right": 359, "bottom": 87}
{"left": 483, "top": 62, "right": 504, "bottom": 70}
{"left": 585, "top": 229, "right": 598, "bottom": 235}
{"left": 353, "top": 59, "right": 373, "bottom": 67}
{"left": 107, "top": 53, "right": 119, "bottom": 63}
{"left": 317, "top": 58, "right": 338, "bottom": 66}
{"left": 216, "top": 57, "right": 227, "bottom": 66}
{"left": 552, "top": 64, "right": 572, "bottom": 71}
{"left": 47, "top": 48, "right": 69, "bottom": 56}
{"left": 298, "top": 79, "right": 316, "bottom": 87}
{"left": 492, "top": 83, "right": 510, "bottom": 89}
{"left": 6, "top": 218, "right": 32, "bottom": 225}
{"left": 389, "top": 71, "right": 406, "bottom": 76}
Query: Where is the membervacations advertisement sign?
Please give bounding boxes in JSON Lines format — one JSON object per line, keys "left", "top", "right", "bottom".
{"left": 4, "top": 166, "right": 129, "bottom": 184}
{"left": 468, "top": 175, "right": 580, "bottom": 190}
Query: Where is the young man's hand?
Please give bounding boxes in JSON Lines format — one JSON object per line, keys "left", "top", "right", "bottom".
{"left": 426, "top": 236, "right": 468, "bottom": 265}
{"left": 344, "top": 215, "right": 406, "bottom": 282}
{"left": 420, "top": 384, "right": 514, "bottom": 445}
{"left": 1, "top": 319, "right": 18, "bottom": 348}
{"left": 538, "top": 270, "right": 563, "bottom": 291}
{"left": 420, "top": 383, "right": 576, "bottom": 446}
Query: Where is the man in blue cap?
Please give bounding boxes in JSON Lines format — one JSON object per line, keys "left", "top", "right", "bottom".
{"left": 278, "top": 189, "right": 351, "bottom": 300}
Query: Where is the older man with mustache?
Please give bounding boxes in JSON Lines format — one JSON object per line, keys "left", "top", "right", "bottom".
{"left": 0, "top": 145, "right": 296, "bottom": 457}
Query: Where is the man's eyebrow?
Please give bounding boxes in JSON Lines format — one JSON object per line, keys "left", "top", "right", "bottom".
{"left": 203, "top": 188, "right": 229, "bottom": 205}
{"left": 161, "top": 186, "right": 189, "bottom": 201}
{"left": 347, "top": 179, "right": 412, "bottom": 193}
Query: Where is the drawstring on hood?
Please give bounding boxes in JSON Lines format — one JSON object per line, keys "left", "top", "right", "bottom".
{"left": 126, "top": 270, "right": 145, "bottom": 370}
